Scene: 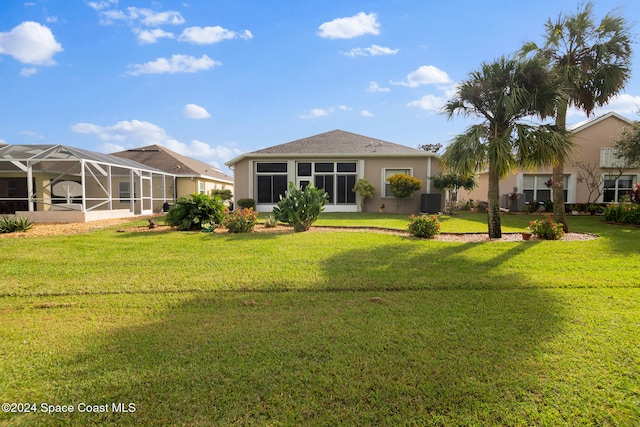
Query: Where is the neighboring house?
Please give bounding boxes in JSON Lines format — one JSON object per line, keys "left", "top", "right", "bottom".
{"left": 111, "top": 144, "right": 233, "bottom": 198}
{"left": 225, "top": 130, "right": 444, "bottom": 213}
{"left": 462, "top": 112, "right": 639, "bottom": 210}
{"left": 0, "top": 144, "right": 176, "bottom": 222}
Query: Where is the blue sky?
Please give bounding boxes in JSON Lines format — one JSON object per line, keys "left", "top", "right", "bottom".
{"left": 1, "top": 0, "right": 639, "bottom": 173}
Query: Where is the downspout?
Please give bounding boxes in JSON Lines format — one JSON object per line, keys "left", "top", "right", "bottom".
{"left": 81, "top": 159, "right": 87, "bottom": 212}
{"left": 27, "top": 161, "right": 34, "bottom": 212}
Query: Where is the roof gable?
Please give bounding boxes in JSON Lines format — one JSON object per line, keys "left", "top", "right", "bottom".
{"left": 227, "top": 130, "right": 431, "bottom": 165}
{"left": 568, "top": 111, "right": 633, "bottom": 134}
{"left": 111, "top": 145, "right": 233, "bottom": 182}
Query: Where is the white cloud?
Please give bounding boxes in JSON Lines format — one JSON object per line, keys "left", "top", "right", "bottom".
{"left": 343, "top": 44, "right": 398, "bottom": 57}
{"left": 87, "top": 0, "right": 118, "bottom": 11}
{"left": 366, "top": 81, "right": 390, "bottom": 93}
{"left": 72, "top": 119, "right": 240, "bottom": 169}
{"left": 0, "top": 22, "right": 63, "bottom": 65}
{"left": 360, "top": 110, "right": 374, "bottom": 117}
{"left": 99, "top": 7, "right": 185, "bottom": 26}
{"left": 126, "top": 54, "right": 220, "bottom": 76}
{"left": 298, "top": 105, "right": 352, "bottom": 119}
{"left": 183, "top": 104, "right": 211, "bottom": 119}
{"left": 20, "top": 67, "right": 37, "bottom": 77}
{"left": 178, "top": 26, "right": 253, "bottom": 44}
{"left": 318, "top": 12, "right": 380, "bottom": 39}
{"left": 19, "top": 130, "right": 45, "bottom": 140}
{"left": 407, "top": 94, "right": 447, "bottom": 112}
{"left": 391, "top": 65, "right": 451, "bottom": 88}
{"left": 134, "top": 28, "right": 175, "bottom": 44}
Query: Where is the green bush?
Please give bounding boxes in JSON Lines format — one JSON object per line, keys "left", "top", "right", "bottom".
{"left": 210, "top": 189, "right": 233, "bottom": 202}
{"left": 273, "top": 182, "right": 328, "bottom": 232}
{"left": 529, "top": 214, "right": 564, "bottom": 240}
{"left": 165, "top": 193, "right": 225, "bottom": 231}
{"left": 223, "top": 208, "right": 258, "bottom": 233}
{"left": 603, "top": 203, "right": 640, "bottom": 225}
{"left": 352, "top": 178, "right": 376, "bottom": 212}
{"left": 237, "top": 198, "right": 255, "bottom": 209}
{"left": 0, "top": 216, "right": 34, "bottom": 233}
{"left": 407, "top": 214, "right": 441, "bottom": 238}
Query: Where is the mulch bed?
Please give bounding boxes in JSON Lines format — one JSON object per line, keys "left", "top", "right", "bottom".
{"left": 1, "top": 217, "right": 598, "bottom": 242}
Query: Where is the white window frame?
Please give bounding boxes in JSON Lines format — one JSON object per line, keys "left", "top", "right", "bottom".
{"left": 382, "top": 168, "right": 412, "bottom": 198}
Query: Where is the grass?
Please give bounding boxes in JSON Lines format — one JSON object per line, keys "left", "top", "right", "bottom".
{"left": 1, "top": 212, "right": 639, "bottom": 426}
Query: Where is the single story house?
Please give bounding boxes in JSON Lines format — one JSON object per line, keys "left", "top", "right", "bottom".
{"left": 225, "top": 130, "right": 444, "bottom": 214}
{"left": 111, "top": 144, "right": 233, "bottom": 198}
{"left": 462, "top": 112, "right": 639, "bottom": 210}
{"left": 0, "top": 143, "right": 176, "bottom": 222}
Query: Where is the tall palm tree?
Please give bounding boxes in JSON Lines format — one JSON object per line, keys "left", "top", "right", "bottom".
{"left": 522, "top": 2, "right": 633, "bottom": 231}
{"left": 442, "top": 56, "right": 573, "bottom": 238}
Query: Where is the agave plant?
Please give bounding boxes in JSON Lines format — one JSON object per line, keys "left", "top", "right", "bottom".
{"left": 272, "top": 182, "right": 328, "bottom": 232}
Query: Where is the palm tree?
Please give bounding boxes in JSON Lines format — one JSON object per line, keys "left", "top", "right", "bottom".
{"left": 521, "top": 2, "right": 633, "bottom": 231}
{"left": 442, "top": 56, "right": 573, "bottom": 238}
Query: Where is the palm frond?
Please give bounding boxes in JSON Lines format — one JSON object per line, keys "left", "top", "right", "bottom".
{"left": 441, "top": 125, "right": 488, "bottom": 176}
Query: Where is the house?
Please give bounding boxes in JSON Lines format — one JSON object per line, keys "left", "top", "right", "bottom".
{"left": 0, "top": 144, "right": 176, "bottom": 222}
{"left": 225, "top": 130, "right": 444, "bottom": 213}
{"left": 462, "top": 112, "right": 639, "bottom": 210}
{"left": 111, "top": 145, "right": 233, "bottom": 198}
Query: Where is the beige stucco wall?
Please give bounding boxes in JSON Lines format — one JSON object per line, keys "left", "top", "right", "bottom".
{"left": 229, "top": 156, "right": 444, "bottom": 214}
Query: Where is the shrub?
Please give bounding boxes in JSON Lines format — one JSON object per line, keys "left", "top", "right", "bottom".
{"left": 408, "top": 214, "right": 440, "bottom": 238}
{"left": 603, "top": 203, "right": 640, "bottom": 225}
{"left": 223, "top": 208, "right": 258, "bottom": 233}
{"left": 0, "top": 216, "right": 34, "bottom": 233}
{"left": 529, "top": 214, "right": 564, "bottom": 240}
{"left": 264, "top": 213, "right": 278, "bottom": 228}
{"left": 352, "top": 178, "right": 376, "bottom": 212}
{"left": 210, "top": 189, "right": 233, "bottom": 202}
{"left": 165, "top": 193, "right": 225, "bottom": 231}
{"left": 273, "top": 182, "right": 328, "bottom": 232}
{"left": 388, "top": 173, "right": 422, "bottom": 212}
{"left": 237, "top": 198, "right": 255, "bottom": 209}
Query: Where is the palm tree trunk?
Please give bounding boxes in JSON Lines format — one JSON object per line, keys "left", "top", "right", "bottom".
{"left": 553, "top": 101, "right": 569, "bottom": 232}
{"left": 487, "top": 167, "right": 502, "bottom": 238}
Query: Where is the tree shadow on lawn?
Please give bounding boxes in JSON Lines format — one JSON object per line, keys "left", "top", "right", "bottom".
{"left": 15, "top": 242, "right": 598, "bottom": 426}
{"left": 27, "top": 287, "right": 567, "bottom": 427}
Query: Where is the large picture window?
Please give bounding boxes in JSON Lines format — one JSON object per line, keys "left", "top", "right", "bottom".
{"left": 297, "top": 161, "right": 357, "bottom": 205}
{"left": 256, "top": 162, "right": 288, "bottom": 204}
{"left": 603, "top": 175, "right": 635, "bottom": 202}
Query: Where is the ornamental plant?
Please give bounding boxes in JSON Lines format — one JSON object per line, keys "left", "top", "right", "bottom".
{"left": 603, "top": 202, "right": 640, "bottom": 225}
{"left": 273, "top": 182, "right": 328, "bottom": 232}
{"left": 165, "top": 193, "right": 225, "bottom": 231}
{"left": 388, "top": 173, "right": 422, "bottom": 212}
{"left": 408, "top": 214, "right": 440, "bottom": 238}
{"left": 529, "top": 214, "right": 564, "bottom": 240}
{"left": 352, "top": 178, "right": 376, "bottom": 212}
{"left": 223, "top": 208, "right": 258, "bottom": 233}
{"left": 0, "top": 216, "right": 33, "bottom": 233}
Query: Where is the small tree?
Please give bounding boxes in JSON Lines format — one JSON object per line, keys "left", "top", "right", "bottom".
{"left": 388, "top": 173, "right": 422, "bottom": 213}
{"left": 352, "top": 178, "right": 375, "bottom": 212}
{"left": 431, "top": 173, "right": 477, "bottom": 215}
{"left": 273, "top": 182, "right": 328, "bottom": 232}
{"left": 574, "top": 161, "right": 626, "bottom": 210}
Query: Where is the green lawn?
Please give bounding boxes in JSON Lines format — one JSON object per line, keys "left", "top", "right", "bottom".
{"left": 1, "top": 212, "right": 639, "bottom": 426}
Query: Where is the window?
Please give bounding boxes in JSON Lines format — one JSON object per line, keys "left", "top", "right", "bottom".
{"left": 199, "top": 182, "right": 205, "bottom": 194}
{"left": 296, "top": 161, "right": 357, "bottom": 205}
{"left": 522, "top": 175, "right": 568, "bottom": 203}
{"left": 119, "top": 181, "right": 137, "bottom": 203}
{"left": 383, "top": 168, "right": 411, "bottom": 198}
{"left": 603, "top": 175, "right": 635, "bottom": 202}
{"left": 256, "top": 162, "right": 288, "bottom": 203}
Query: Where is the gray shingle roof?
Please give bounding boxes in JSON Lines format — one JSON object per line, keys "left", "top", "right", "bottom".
{"left": 252, "top": 130, "right": 426, "bottom": 155}
{"left": 111, "top": 145, "right": 233, "bottom": 182}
